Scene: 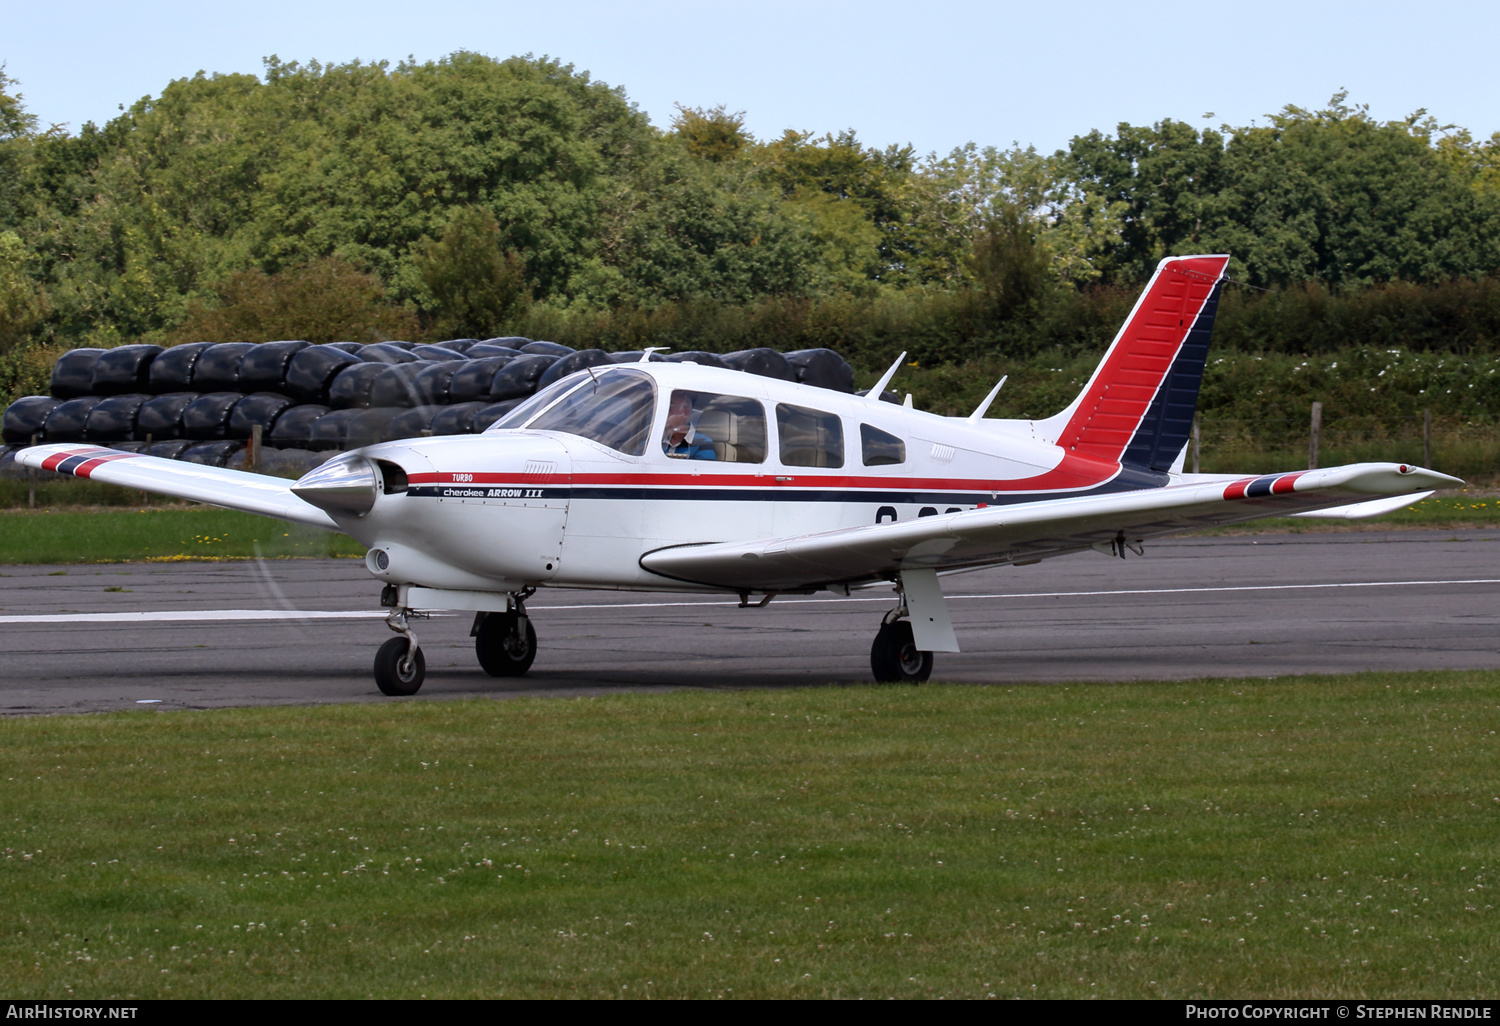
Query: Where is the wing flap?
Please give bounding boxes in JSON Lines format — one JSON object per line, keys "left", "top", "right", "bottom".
{"left": 16, "top": 444, "right": 340, "bottom": 530}
{"left": 640, "top": 462, "right": 1459, "bottom": 590}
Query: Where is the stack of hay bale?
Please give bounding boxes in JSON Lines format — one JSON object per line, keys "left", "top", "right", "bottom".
{"left": 0, "top": 338, "right": 855, "bottom": 478}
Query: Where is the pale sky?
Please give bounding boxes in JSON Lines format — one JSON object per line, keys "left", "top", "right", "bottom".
{"left": 6, "top": 0, "right": 1498, "bottom": 156}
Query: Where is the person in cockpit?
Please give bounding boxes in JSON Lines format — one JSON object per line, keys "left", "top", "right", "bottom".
{"left": 662, "top": 392, "right": 717, "bottom": 460}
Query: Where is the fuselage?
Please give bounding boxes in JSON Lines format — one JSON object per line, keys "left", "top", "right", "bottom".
{"left": 331, "top": 362, "right": 1166, "bottom": 595}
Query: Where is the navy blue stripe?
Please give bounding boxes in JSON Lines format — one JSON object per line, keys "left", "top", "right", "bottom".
{"left": 1244, "top": 476, "right": 1277, "bottom": 498}
{"left": 405, "top": 466, "right": 1168, "bottom": 506}
{"left": 56, "top": 455, "right": 94, "bottom": 475}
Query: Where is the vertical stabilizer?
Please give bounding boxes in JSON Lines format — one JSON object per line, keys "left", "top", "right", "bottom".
{"left": 1038, "top": 254, "right": 1229, "bottom": 473}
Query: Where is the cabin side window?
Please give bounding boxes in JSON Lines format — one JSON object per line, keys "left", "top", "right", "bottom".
{"left": 776, "top": 403, "right": 844, "bottom": 468}
{"left": 663, "top": 390, "right": 767, "bottom": 463}
{"left": 860, "top": 423, "right": 906, "bottom": 466}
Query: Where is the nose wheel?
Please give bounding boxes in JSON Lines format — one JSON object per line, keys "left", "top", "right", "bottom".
{"left": 374, "top": 607, "right": 426, "bottom": 695}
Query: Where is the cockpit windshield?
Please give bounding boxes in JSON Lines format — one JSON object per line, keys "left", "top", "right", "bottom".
{"left": 490, "top": 367, "right": 658, "bottom": 456}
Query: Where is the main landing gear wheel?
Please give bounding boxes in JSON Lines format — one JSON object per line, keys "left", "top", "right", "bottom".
{"left": 374, "top": 636, "right": 425, "bottom": 695}
{"left": 870, "top": 620, "right": 933, "bottom": 684}
{"left": 475, "top": 612, "right": 538, "bottom": 677}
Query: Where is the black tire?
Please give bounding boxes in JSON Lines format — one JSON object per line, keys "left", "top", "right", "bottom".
{"left": 475, "top": 612, "right": 537, "bottom": 677}
{"left": 374, "top": 636, "right": 425, "bottom": 696}
{"left": 870, "top": 620, "right": 933, "bottom": 684}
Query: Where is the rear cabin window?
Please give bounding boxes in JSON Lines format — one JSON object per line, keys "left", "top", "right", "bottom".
{"left": 860, "top": 423, "right": 906, "bottom": 466}
{"left": 663, "top": 390, "right": 767, "bottom": 463}
{"left": 776, "top": 403, "right": 844, "bottom": 468}
{"left": 516, "top": 368, "right": 658, "bottom": 456}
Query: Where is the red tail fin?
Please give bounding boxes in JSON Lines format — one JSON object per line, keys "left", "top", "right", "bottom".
{"left": 1045, "top": 254, "right": 1229, "bottom": 472}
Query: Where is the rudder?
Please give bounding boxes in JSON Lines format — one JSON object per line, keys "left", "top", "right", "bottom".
{"left": 1043, "top": 254, "right": 1229, "bottom": 472}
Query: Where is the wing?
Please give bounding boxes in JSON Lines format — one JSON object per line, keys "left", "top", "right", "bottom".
{"left": 16, "top": 444, "right": 340, "bottom": 531}
{"left": 639, "top": 462, "right": 1459, "bottom": 591}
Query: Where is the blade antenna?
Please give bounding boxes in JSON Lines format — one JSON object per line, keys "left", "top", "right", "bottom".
{"left": 966, "top": 375, "right": 1008, "bottom": 422}
{"left": 865, "top": 351, "right": 907, "bottom": 403}
{"left": 640, "top": 346, "right": 671, "bottom": 362}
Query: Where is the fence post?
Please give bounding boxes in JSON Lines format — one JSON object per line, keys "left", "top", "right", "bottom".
{"left": 1191, "top": 412, "right": 1200, "bottom": 474}
{"left": 250, "top": 424, "right": 261, "bottom": 472}
{"left": 1423, "top": 408, "right": 1431, "bottom": 467}
{"left": 142, "top": 434, "right": 152, "bottom": 507}
{"left": 1308, "top": 402, "right": 1322, "bottom": 470}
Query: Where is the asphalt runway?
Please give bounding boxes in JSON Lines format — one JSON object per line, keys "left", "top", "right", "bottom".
{"left": 2, "top": 528, "right": 1497, "bottom": 715}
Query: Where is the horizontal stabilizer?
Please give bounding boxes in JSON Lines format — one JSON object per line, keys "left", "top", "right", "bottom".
{"left": 16, "top": 444, "right": 339, "bottom": 530}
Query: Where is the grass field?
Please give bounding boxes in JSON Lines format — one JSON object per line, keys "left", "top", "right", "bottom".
{"left": 0, "top": 507, "right": 366, "bottom": 563}
{"left": 3, "top": 671, "right": 1496, "bottom": 999}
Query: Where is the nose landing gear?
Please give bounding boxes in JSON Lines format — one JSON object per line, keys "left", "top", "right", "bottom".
{"left": 374, "top": 607, "right": 426, "bottom": 695}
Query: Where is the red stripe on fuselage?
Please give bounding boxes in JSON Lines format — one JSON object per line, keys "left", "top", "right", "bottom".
{"left": 408, "top": 452, "right": 1124, "bottom": 495}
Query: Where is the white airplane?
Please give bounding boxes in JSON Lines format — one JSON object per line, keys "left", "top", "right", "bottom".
{"left": 18, "top": 255, "right": 1460, "bottom": 694}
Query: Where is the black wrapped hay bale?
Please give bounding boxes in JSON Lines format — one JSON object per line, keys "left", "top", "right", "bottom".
{"left": 309, "top": 409, "right": 363, "bottom": 450}
{"left": 347, "top": 407, "right": 404, "bottom": 448}
{"left": 181, "top": 392, "right": 244, "bottom": 440}
{"left": 471, "top": 400, "right": 521, "bottom": 432}
{"left": 182, "top": 440, "right": 243, "bottom": 467}
{"left": 722, "top": 347, "right": 796, "bottom": 382}
{"left": 431, "top": 338, "right": 479, "bottom": 353}
{"left": 269, "top": 404, "right": 329, "bottom": 448}
{"left": 369, "top": 363, "right": 435, "bottom": 408}
{"left": 410, "top": 362, "right": 463, "bottom": 405}
{"left": 388, "top": 405, "right": 446, "bottom": 440}
{"left": 229, "top": 393, "right": 295, "bottom": 439}
{"left": 85, "top": 394, "right": 148, "bottom": 443}
{"left": 284, "top": 345, "right": 361, "bottom": 403}
{"left": 357, "top": 343, "right": 420, "bottom": 364}
{"left": 663, "top": 351, "right": 731, "bottom": 369}
{"left": 535, "top": 349, "right": 614, "bottom": 391}
{"left": 238, "top": 340, "right": 310, "bottom": 393}
{"left": 467, "top": 343, "right": 525, "bottom": 359}
{"left": 137, "top": 393, "right": 200, "bottom": 440}
{"left": 520, "top": 340, "right": 574, "bottom": 357}
{"left": 410, "top": 344, "right": 467, "bottom": 362}
{"left": 149, "top": 342, "right": 213, "bottom": 393}
{"left": 147, "top": 440, "right": 195, "bottom": 460}
{"left": 448, "top": 357, "right": 512, "bottom": 404}
{"left": 190, "top": 343, "right": 255, "bottom": 391}
{"left": 489, "top": 355, "right": 557, "bottom": 400}
{"left": 327, "top": 363, "right": 386, "bottom": 409}
{"left": 91, "top": 345, "right": 163, "bottom": 395}
{"left": 785, "top": 348, "right": 855, "bottom": 392}
{"left": 49, "top": 349, "right": 104, "bottom": 399}
{"left": 42, "top": 396, "right": 105, "bottom": 442}
{"left": 483, "top": 336, "right": 532, "bottom": 348}
{"left": 324, "top": 342, "right": 364, "bottom": 354}
{"left": 3, "top": 396, "right": 63, "bottom": 443}
{"left": 431, "top": 401, "right": 488, "bottom": 435}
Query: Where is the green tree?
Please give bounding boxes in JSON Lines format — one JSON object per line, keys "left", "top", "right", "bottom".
{"left": 671, "top": 104, "right": 750, "bottom": 163}
{"left": 413, "top": 206, "right": 531, "bottom": 337}
{"left": 167, "top": 256, "right": 417, "bottom": 343}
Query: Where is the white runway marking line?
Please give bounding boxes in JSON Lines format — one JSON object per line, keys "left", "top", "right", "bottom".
{"left": 3, "top": 578, "right": 1497, "bottom": 624}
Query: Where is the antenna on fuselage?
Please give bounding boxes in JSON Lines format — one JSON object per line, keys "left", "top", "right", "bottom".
{"left": 640, "top": 347, "right": 671, "bottom": 362}
{"left": 865, "top": 351, "right": 907, "bottom": 403}
{"left": 966, "top": 376, "right": 1008, "bottom": 422}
